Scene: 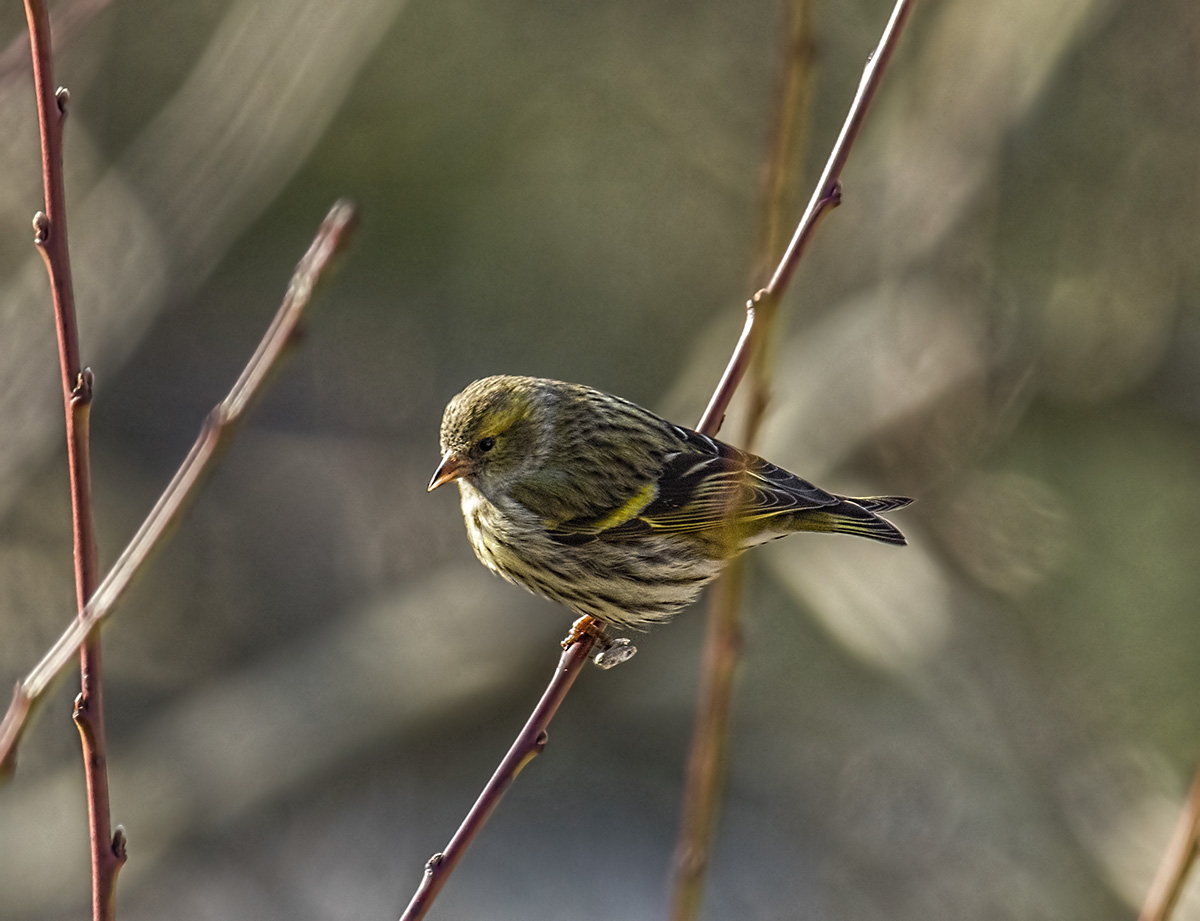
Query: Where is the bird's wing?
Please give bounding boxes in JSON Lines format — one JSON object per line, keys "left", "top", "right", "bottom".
{"left": 547, "top": 428, "right": 839, "bottom": 545}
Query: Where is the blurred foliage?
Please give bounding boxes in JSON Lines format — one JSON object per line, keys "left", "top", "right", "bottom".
{"left": 1, "top": 0, "right": 1199, "bottom": 919}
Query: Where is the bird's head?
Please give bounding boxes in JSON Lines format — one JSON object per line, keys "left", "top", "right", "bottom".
{"left": 429, "top": 376, "right": 546, "bottom": 495}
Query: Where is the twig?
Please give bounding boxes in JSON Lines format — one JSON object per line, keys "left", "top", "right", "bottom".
{"left": 668, "top": 2, "right": 817, "bottom": 917}
{"left": 0, "top": 199, "right": 357, "bottom": 781}
{"left": 22, "top": 2, "right": 117, "bottom": 917}
{"left": 0, "top": 0, "right": 111, "bottom": 83}
{"left": 1138, "top": 762, "right": 1200, "bottom": 921}
{"left": 399, "top": 634, "right": 597, "bottom": 921}
{"left": 695, "top": 0, "right": 915, "bottom": 438}
{"left": 668, "top": 562, "right": 748, "bottom": 921}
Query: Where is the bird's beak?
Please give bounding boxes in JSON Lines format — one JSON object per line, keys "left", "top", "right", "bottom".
{"left": 428, "top": 451, "right": 469, "bottom": 492}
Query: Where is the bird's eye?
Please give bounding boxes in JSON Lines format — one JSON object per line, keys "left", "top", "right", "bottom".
{"left": 478, "top": 436, "right": 496, "bottom": 453}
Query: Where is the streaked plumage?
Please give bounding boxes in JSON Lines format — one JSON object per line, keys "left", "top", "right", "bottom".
{"left": 430, "top": 375, "right": 911, "bottom": 630}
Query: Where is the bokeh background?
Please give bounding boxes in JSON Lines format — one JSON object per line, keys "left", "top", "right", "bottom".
{"left": 1, "top": 0, "right": 1199, "bottom": 918}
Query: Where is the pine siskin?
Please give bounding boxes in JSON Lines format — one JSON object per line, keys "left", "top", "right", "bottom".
{"left": 429, "top": 375, "right": 911, "bottom": 632}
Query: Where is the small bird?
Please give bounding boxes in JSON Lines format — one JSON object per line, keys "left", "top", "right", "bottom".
{"left": 429, "top": 375, "right": 910, "bottom": 632}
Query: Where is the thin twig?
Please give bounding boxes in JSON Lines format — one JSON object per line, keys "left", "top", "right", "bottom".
{"left": 23, "top": 2, "right": 116, "bottom": 917}
{"left": 668, "top": 562, "right": 748, "bottom": 921}
{"left": 0, "top": 0, "right": 111, "bottom": 83}
{"left": 1138, "top": 762, "right": 1200, "bottom": 921}
{"left": 0, "top": 199, "right": 357, "bottom": 781}
{"left": 668, "top": 2, "right": 817, "bottom": 917}
{"left": 695, "top": 0, "right": 915, "bottom": 438}
{"left": 399, "top": 634, "right": 597, "bottom": 921}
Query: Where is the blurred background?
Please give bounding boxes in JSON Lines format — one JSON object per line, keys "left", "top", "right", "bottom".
{"left": 1, "top": 0, "right": 1198, "bottom": 918}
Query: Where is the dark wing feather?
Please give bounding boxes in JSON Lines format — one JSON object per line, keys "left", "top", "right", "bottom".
{"left": 547, "top": 427, "right": 839, "bottom": 544}
{"left": 852, "top": 495, "right": 913, "bottom": 514}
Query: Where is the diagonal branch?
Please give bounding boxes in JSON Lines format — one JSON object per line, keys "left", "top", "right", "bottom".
{"left": 696, "top": 0, "right": 915, "bottom": 439}
{"left": 0, "top": 199, "right": 357, "bottom": 782}
{"left": 398, "top": 634, "right": 597, "bottom": 921}
{"left": 1138, "top": 762, "right": 1200, "bottom": 921}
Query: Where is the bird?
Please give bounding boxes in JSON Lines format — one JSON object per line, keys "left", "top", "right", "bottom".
{"left": 429, "top": 375, "right": 911, "bottom": 633}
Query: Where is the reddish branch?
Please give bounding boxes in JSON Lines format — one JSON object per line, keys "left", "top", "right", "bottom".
{"left": 399, "top": 634, "right": 597, "bottom": 921}
{"left": 23, "top": 2, "right": 120, "bottom": 917}
{"left": 0, "top": 0, "right": 111, "bottom": 83}
{"left": 696, "top": 0, "right": 914, "bottom": 437}
{"left": 0, "top": 200, "right": 356, "bottom": 779}
{"left": 668, "top": 561, "right": 748, "bottom": 921}
{"left": 16, "top": 19, "right": 355, "bottom": 913}
{"left": 676, "top": 2, "right": 915, "bottom": 915}
{"left": 669, "top": 2, "right": 819, "bottom": 916}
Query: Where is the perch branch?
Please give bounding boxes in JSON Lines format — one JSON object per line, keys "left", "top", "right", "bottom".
{"left": 1138, "top": 761, "right": 1200, "bottom": 921}
{"left": 0, "top": 200, "right": 357, "bottom": 781}
{"left": 399, "top": 634, "right": 597, "bottom": 921}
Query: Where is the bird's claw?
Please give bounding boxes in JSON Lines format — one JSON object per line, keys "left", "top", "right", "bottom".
{"left": 560, "top": 616, "right": 637, "bottom": 668}
{"left": 593, "top": 637, "right": 636, "bottom": 669}
{"left": 561, "top": 615, "right": 605, "bottom": 648}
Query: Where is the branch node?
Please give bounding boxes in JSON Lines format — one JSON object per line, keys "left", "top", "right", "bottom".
{"left": 424, "top": 853, "right": 445, "bottom": 873}
{"left": 55, "top": 84, "right": 69, "bottom": 116}
{"left": 72, "top": 690, "right": 86, "bottom": 722}
{"left": 675, "top": 842, "right": 706, "bottom": 876}
{"left": 72, "top": 367, "right": 94, "bottom": 404}
{"left": 72, "top": 690, "right": 99, "bottom": 750}
{"left": 32, "top": 210, "right": 49, "bottom": 245}
{"left": 111, "top": 826, "right": 128, "bottom": 861}
{"left": 533, "top": 730, "right": 549, "bottom": 754}
{"left": 0, "top": 200, "right": 356, "bottom": 779}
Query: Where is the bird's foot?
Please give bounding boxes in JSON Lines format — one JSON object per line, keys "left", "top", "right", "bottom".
{"left": 593, "top": 636, "right": 636, "bottom": 669}
{"left": 561, "top": 615, "right": 606, "bottom": 648}
{"left": 560, "top": 615, "right": 637, "bottom": 668}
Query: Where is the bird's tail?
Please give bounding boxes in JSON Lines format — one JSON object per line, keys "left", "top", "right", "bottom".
{"left": 800, "top": 495, "right": 912, "bottom": 546}
{"left": 851, "top": 495, "right": 913, "bottom": 515}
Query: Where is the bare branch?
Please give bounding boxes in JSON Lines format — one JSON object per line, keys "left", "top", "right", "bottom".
{"left": 670, "top": 1, "right": 816, "bottom": 915}
{"left": 696, "top": 0, "right": 915, "bottom": 438}
{"left": 399, "top": 632, "right": 598, "bottom": 921}
{"left": 673, "top": 2, "right": 914, "bottom": 918}
{"left": 0, "top": 0, "right": 111, "bottom": 83}
{"left": 1138, "top": 762, "right": 1200, "bottom": 921}
{"left": 22, "top": 1, "right": 116, "bottom": 916}
{"left": 0, "top": 199, "right": 357, "bottom": 781}
{"left": 668, "top": 563, "right": 748, "bottom": 921}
